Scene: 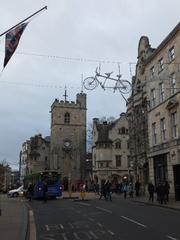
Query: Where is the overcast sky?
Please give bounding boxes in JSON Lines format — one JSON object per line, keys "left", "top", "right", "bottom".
{"left": 0, "top": 0, "right": 180, "bottom": 169}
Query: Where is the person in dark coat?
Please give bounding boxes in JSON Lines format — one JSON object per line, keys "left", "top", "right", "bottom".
{"left": 104, "top": 180, "right": 112, "bottom": 201}
{"left": 148, "top": 182, "right": 155, "bottom": 202}
{"left": 135, "top": 181, "right": 140, "bottom": 197}
{"left": 164, "top": 181, "right": 170, "bottom": 202}
{"left": 122, "top": 183, "right": 128, "bottom": 199}
{"left": 99, "top": 181, "right": 106, "bottom": 200}
{"left": 27, "top": 183, "right": 34, "bottom": 201}
{"left": 156, "top": 182, "right": 165, "bottom": 204}
{"left": 43, "top": 181, "right": 48, "bottom": 203}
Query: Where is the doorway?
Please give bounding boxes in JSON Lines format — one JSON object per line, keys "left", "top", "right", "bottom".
{"left": 153, "top": 154, "right": 167, "bottom": 186}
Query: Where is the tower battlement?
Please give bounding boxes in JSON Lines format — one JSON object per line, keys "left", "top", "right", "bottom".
{"left": 51, "top": 93, "right": 86, "bottom": 110}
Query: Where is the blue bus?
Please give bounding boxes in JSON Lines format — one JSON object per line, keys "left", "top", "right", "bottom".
{"left": 24, "top": 170, "right": 62, "bottom": 199}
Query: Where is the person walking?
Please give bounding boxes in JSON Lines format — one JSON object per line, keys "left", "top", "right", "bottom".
{"left": 43, "top": 181, "right": 48, "bottom": 203}
{"left": 27, "top": 183, "right": 34, "bottom": 201}
{"left": 99, "top": 180, "right": 106, "bottom": 200}
{"left": 156, "top": 182, "right": 165, "bottom": 204}
{"left": 105, "top": 180, "right": 112, "bottom": 201}
{"left": 122, "top": 183, "right": 128, "bottom": 199}
{"left": 148, "top": 182, "right": 155, "bottom": 202}
{"left": 164, "top": 181, "right": 170, "bottom": 202}
{"left": 135, "top": 180, "right": 140, "bottom": 197}
{"left": 128, "top": 183, "right": 134, "bottom": 198}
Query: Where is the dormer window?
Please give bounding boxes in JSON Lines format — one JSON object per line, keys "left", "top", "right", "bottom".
{"left": 64, "top": 112, "right": 70, "bottom": 123}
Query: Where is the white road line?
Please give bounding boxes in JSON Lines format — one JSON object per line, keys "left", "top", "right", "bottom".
{"left": 29, "top": 210, "right": 37, "bottom": 240}
{"left": 108, "top": 230, "right": 115, "bottom": 235}
{"left": 96, "top": 206, "right": 112, "bottom": 214}
{"left": 121, "top": 215, "right": 147, "bottom": 228}
{"left": 73, "top": 232, "right": 81, "bottom": 240}
{"left": 68, "top": 222, "right": 74, "bottom": 229}
{"left": 167, "top": 235, "right": 178, "bottom": 240}
{"left": 61, "top": 233, "right": 68, "bottom": 240}
{"left": 88, "top": 217, "right": 94, "bottom": 222}
{"left": 97, "top": 222, "right": 103, "bottom": 227}
{"left": 59, "top": 224, "right": 64, "bottom": 229}
{"left": 45, "top": 225, "right": 50, "bottom": 231}
{"left": 89, "top": 231, "right": 98, "bottom": 239}
{"left": 76, "top": 202, "right": 91, "bottom": 206}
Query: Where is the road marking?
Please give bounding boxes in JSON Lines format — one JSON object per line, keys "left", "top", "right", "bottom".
{"left": 29, "top": 210, "right": 37, "bottom": 240}
{"left": 68, "top": 222, "right": 74, "bottom": 229}
{"left": 96, "top": 206, "right": 112, "bottom": 214}
{"left": 97, "top": 222, "right": 103, "bottom": 227}
{"left": 88, "top": 218, "right": 94, "bottom": 222}
{"left": 121, "top": 215, "right": 147, "bottom": 228}
{"left": 73, "top": 232, "right": 81, "bottom": 240}
{"left": 59, "top": 224, "right": 64, "bottom": 229}
{"left": 45, "top": 225, "right": 50, "bottom": 231}
{"left": 76, "top": 210, "right": 81, "bottom": 214}
{"left": 89, "top": 231, "right": 98, "bottom": 239}
{"left": 76, "top": 202, "right": 91, "bottom": 207}
{"left": 108, "top": 230, "right": 115, "bottom": 235}
{"left": 61, "top": 233, "right": 68, "bottom": 240}
{"left": 167, "top": 235, "right": 178, "bottom": 240}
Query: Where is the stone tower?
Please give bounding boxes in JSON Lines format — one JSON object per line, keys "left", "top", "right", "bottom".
{"left": 50, "top": 92, "right": 86, "bottom": 188}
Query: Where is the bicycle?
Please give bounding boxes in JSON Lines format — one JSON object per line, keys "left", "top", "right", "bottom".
{"left": 83, "top": 67, "right": 131, "bottom": 94}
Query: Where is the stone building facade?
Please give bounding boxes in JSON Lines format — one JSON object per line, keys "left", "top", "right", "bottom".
{"left": 92, "top": 113, "right": 131, "bottom": 187}
{"left": 128, "top": 22, "right": 180, "bottom": 200}
{"left": 20, "top": 134, "right": 50, "bottom": 176}
{"left": 50, "top": 93, "right": 86, "bottom": 189}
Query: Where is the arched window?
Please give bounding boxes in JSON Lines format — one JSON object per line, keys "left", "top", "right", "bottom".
{"left": 121, "top": 127, "right": 126, "bottom": 134}
{"left": 115, "top": 140, "right": 121, "bottom": 149}
{"left": 64, "top": 112, "right": 70, "bottom": 123}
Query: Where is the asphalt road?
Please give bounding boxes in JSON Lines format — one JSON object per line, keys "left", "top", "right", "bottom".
{"left": 29, "top": 196, "right": 180, "bottom": 240}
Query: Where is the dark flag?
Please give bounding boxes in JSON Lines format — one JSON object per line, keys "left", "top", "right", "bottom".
{"left": 4, "top": 22, "right": 28, "bottom": 68}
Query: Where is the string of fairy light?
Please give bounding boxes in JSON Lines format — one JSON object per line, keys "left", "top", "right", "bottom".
{"left": 0, "top": 49, "right": 180, "bottom": 90}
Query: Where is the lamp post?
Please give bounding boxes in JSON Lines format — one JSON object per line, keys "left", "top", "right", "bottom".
{"left": 68, "top": 172, "right": 72, "bottom": 197}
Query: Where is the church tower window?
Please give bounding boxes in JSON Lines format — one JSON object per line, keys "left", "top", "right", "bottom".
{"left": 64, "top": 112, "right": 70, "bottom": 123}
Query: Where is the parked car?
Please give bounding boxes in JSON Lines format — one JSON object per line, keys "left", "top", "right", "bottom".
{"left": 7, "top": 186, "right": 25, "bottom": 197}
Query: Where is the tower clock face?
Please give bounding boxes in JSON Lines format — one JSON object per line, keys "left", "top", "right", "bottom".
{"left": 64, "top": 141, "right": 70, "bottom": 147}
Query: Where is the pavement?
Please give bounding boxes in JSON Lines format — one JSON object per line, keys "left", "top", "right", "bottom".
{"left": 0, "top": 191, "right": 180, "bottom": 240}
{"left": 0, "top": 194, "right": 28, "bottom": 240}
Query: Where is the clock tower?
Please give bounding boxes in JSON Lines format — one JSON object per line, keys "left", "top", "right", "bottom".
{"left": 50, "top": 92, "right": 86, "bottom": 188}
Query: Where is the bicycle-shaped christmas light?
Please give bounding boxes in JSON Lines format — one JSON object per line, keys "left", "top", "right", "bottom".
{"left": 83, "top": 66, "right": 131, "bottom": 94}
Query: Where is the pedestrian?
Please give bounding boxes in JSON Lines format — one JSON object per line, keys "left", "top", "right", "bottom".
{"left": 94, "top": 183, "right": 99, "bottom": 195}
{"left": 43, "top": 181, "right": 48, "bottom": 203}
{"left": 128, "top": 183, "right": 134, "bottom": 198}
{"left": 105, "top": 180, "right": 112, "bottom": 201}
{"left": 122, "top": 183, "right": 128, "bottom": 199}
{"left": 156, "top": 182, "right": 165, "bottom": 204}
{"left": 85, "top": 181, "right": 89, "bottom": 192}
{"left": 99, "top": 180, "right": 106, "bottom": 200}
{"left": 164, "top": 181, "right": 170, "bottom": 202}
{"left": 135, "top": 180, "right": 140, "bottom": 197}
{"left": 148, "top": 182, "right": 155, "bottom": 202}
{"left": 27, "top": 183, "right": 34, "bottom": 201}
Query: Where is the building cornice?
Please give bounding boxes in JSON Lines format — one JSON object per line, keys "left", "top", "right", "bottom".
{"left": 145, "top": 22, "right": 180, "bottom": 65}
